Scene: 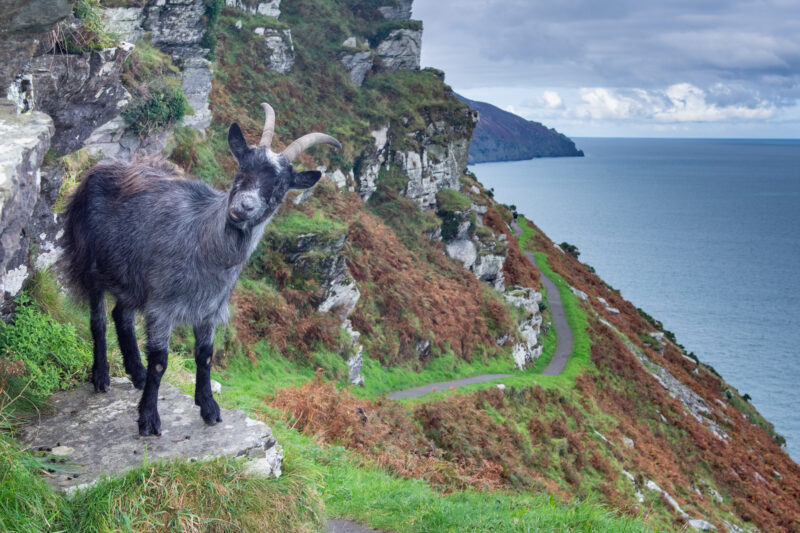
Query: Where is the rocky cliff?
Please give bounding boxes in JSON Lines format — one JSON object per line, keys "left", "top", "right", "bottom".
{"left": 0, "top": 1, "right": 797, "bottom": 531}
{"left": 457, "top": 94, "right": 584, "bottom": 163}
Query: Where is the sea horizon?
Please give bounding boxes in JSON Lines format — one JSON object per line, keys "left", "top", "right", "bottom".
{"left": 471, "top": 137, "right": 800, "bottom": 461}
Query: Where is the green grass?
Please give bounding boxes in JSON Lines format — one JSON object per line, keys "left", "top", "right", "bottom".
{"left": 0, "top": 434, "right": 324, "bottom": 533}
{"left": 275, "top": 427, "right": 650, "bottom": 533}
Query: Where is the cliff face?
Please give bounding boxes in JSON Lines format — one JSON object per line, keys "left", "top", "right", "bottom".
{"left": 457, "top": 94, "right": 584, "bottom": 163}
{"left": 0, "top": 1, "right": 797, "bottom": 531}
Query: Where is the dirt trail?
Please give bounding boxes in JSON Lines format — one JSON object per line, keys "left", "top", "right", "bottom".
{"left": 511, "top": 220, "right": 574, "bottom": 376}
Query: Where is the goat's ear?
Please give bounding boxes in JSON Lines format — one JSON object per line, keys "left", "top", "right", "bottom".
{"left": 290, "top": 169, "right": 322, "bottom": 190}
{"left": 228, "top": 123, "right": 249, "bottom": 163}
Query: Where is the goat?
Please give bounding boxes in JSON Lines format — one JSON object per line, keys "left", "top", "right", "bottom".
{"left": 62, "top": 103, "right": 341, "bottom": 436}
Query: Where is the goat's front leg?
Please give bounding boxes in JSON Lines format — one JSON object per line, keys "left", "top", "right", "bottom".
{"left": 138, "top": 314, "right": 172, "bottom": 436}
{"left": 193, "top": 321, "right": 222, "bottom": 425}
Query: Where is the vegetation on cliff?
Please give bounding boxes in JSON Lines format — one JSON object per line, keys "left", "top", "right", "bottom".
{"left": 1, "top": 0, "right": 798, "bottom": 532}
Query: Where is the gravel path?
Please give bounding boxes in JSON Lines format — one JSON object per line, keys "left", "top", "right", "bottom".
{"left": 511, "top": 221, "right": 574, "bottom": 376}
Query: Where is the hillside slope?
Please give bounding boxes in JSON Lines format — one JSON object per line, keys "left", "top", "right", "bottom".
{"left": 0, "top": 1, "right": 797, "bottom": 532}
{"left": 457, "top": 94, "right": 584, "bottom": 163}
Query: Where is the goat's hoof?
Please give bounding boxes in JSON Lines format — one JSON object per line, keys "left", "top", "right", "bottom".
{"left": 92, "top": 372, "right": 110, "bottom": 393}
{"left": 138, "top": 411, "right": 161, "bottom": 436}
{"left": 199, "top": 397, "right": 222, "bottom": 426}
{"left": 131, "top": 370, "right": 146, "bottom": 390}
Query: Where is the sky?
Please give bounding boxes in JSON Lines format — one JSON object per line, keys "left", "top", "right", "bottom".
{"left": 412, "top": 0, "right": 800, "bottom": 138}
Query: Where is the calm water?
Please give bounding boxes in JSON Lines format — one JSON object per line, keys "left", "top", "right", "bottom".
{"left": 471, "top": 138, "right": 800, "bottom": 461}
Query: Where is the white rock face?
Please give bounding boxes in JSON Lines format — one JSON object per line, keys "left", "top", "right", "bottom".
{"left": 262, "top": 29, "right": 294, "bottom": 73}
{"left": 445, "top": 238, "right": 477, "bottom": 270}
{"left": 397, "top": 145, "right": 465, "bottom": 208}
{"left": 102, "top": 7, "right": 146, "bottom": 42}
{"left": 570, "top": 286, "right": 588, "bottom": 301}
{"left": 597, "top": 296, "right": 620, "bottom": 315}
{"left": 181, "top": 56, "right": 213, "bottom": 132}
{"left": 473, "top": 253, "right": 506, "bottom": 291}
{"left": 0, "top": 108, "right": 53, "bottom": 307}
{"left": 340, "top": 50, "right": 373, "bottom": 86}
{"left": 375, "top": 29, "right": 421, "bottom": 71}
{"left": 226, "top": 0, "right": 281, "bottom": 17}
{"left": 504, "top": 286, "right": 544, "bottom": 369}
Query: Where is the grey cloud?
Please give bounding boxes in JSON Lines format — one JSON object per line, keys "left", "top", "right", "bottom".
{"left": 413, "top": 0, "right": 800, "bottom": 110}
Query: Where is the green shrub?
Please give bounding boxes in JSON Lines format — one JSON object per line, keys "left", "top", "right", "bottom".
{"left": 59, "top": 0, "right": 115, "bottom": 53}
{"left": 123, "top": 83, "right": 191, "bottom": 137}
{"left": 435, "top": 189, "right": 471, "bottom": 212}
{"left": 0, "top": 294, "right": 91, "bottom": 406}
{"left": 559, "top": 241, "right": 580, "bottom": 259}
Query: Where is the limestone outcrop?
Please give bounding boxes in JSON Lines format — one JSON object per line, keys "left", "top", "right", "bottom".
{"left": 0, "top": 107, "right": 53, "bottom": 310}
{"left": 225, "top": 0, "right": 281, "bottom": 17}
{"left": 340, "top": 50, "right": 373, "bottom": 86}
{"left": 0, "top": 0, "right": 73, "bottom": 92}
{"left": 504, "top": 286, "right": 544, "bottom": 368}
{"left": 375, "top": 28, "right": 421, "bottom": 71}
{"left": 378, "top": 0, "right": 413, "bottom": 20}
{"left": 20, "top": 377, "right": 283, "bottom": 491}
{"left": 31, "top": 44, "right": 134, "bottom": 154}
{"left": 255, "top": 27, "right": 294, "bottom": 73}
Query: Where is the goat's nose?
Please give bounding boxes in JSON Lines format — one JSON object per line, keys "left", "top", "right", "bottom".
{"left": 240, "top": 197, "right": 257, "bottom": 212}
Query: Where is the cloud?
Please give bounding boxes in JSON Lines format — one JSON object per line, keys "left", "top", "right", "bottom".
{"left": 575, "top": 83, "right": 775, "bottom": 123}
{"left": 542, "top": 91, "right": 563, "bottom": 109}
{"left": 413, "top": 0, "right": 800, "bottom": 128}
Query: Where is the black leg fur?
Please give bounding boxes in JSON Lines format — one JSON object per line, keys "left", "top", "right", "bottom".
{"left": 138, "top": 346, "right": 168, "bottom": 436}
{"left": 193, "top": 323, "right": 221, "bottom": 425}
{"left": 89, "top": 291, "right": 109, "bottom": 393}
{"left": 112, "top": 304, "right": 146, "bottom": 389}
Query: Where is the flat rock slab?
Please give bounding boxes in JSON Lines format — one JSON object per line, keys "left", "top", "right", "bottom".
{"left": 20, "top": 377, "right": 282, "bottom": 491}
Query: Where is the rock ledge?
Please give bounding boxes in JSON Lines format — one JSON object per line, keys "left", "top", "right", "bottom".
{"left": 20, "top": 377, "right": 282, "bottom": 491}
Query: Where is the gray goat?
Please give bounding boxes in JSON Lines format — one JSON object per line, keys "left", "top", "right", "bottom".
{"left": 63, "top": 104, "right": 341, "bottom": 436}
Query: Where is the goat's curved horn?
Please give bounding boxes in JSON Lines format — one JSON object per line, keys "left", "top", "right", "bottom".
{"left": 258, "top": 102, "right": 276, "bottom": 148}
{"left": 281, "top": 133, "right": 342, "bottom": 163}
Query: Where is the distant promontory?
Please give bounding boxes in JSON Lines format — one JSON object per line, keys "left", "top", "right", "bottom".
{"left": 457, "top": 94, "right": 584, "bottom": 163}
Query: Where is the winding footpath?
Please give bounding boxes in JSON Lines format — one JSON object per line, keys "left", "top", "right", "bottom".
{"left": 510, "top": 220, "right": 574, "bottom": 376}
{"left": 329, "top": 222, "right": 576, "bottom": 532}
{"left": 384, "top": 220, "right": 575, "bottom": 402}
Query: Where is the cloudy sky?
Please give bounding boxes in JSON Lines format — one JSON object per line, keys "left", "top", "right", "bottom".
{"left": 412, "top": 0, "right": 800, "bottom": 138}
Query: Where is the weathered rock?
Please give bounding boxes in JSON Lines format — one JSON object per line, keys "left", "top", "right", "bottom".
{"left": 0, "top": 0, "right": 72, "bottom": 91}
{"left": 688, "top": 519, "right": 717, "bottom": 532}
{"left": 394, "top": 117, "right": 471, "bottom": 208}
{"left": 225, "top": 0, "right": 280, "bottom": 17}
{"left": 180, "top": 56, "right": 213, "bottom": 132}
{"left": 375, "top": 28, "right": 421, "bottom": 71}
{"left": 378, "top": 0, "right": 413, "bottom": 20}
{"left": 102, "top": 6, "right": 146, "bottom": 42}
{"left": 503, "top": 286, "right": 544, "bottom": 369}
{"left": 340, "top": 50, "right": 373, "bottom": 86}
{"left": 597, "top": 296, "right": 620, "bottom": 315}
{"left": 84, "top": 114, "right": 174, "bottom": 162}
{"left": 570, "top": 286, "right": 588, "bottom": 301}
{"left": 473, "top": 253, "right": 505, "bottom": 290}
{"left": 353, "top": 125, "right": 389, "bottom": 201}
{"left": 0, "top": 107, "right": 53, "bottom": 309}
{"left": 261, "top": 28, "right": 294, "bottom": 73}
{"left": 317, "top": 255, "right": 361, "bottom": 320}
{"left": 143, "top": 0, "right": 208, "bottom": 58}
{"left": 30, "top": 44, "right": 133, "bottom": 154}
{"left": 19, "top": 377, "right": 283, "bottom": 491}
{"left": 445, "top": 238, "right": 477, "bottom": 270}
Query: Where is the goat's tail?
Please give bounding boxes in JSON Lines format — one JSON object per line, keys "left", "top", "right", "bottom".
{"left": 61, "top": 164, "right": 110, "bottom": 300}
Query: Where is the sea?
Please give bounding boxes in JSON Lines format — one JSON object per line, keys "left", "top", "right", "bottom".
{"left": 470, "top": 138, "right": 800, "bottom": 461}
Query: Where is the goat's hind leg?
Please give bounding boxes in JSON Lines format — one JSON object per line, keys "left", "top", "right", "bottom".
{"left": 112, "top": 303, "right": 146, "bottom": 389}
{"left": 193, "top": 322, "right": 221, "bottom": 425}
{"left": 89, "top": 290, "right": 110, "bottom": 392}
